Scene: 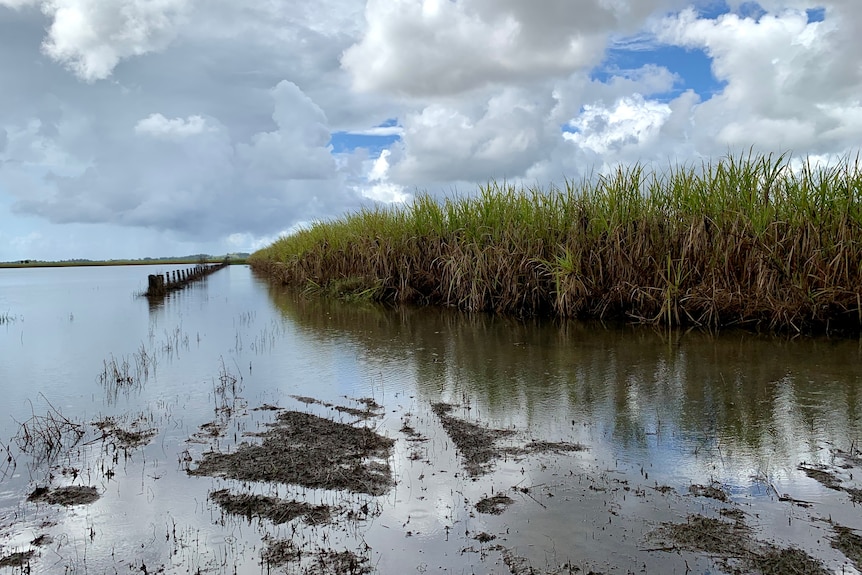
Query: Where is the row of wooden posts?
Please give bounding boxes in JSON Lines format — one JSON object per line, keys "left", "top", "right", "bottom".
{"left": 145, "top": 262, "right": 229, "bottom": 297}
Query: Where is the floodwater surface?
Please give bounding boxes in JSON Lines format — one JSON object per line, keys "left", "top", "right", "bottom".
{"left": 0, "top": 265, "right": 861, "bottom": 574}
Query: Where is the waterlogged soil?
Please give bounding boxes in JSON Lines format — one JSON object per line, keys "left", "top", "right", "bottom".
{"left": 27, "top": 485, "right": 99, "bottom": 506}
{"left": 209, "top": 489, "right": 332, "bottom": 525}
{"left": 189, "top": 408, "right": 395, "bottom": 496}
{"left": 0, "top": 550, "right": 34, "bottom": 569}
{"left": 92, "top": 415, "right": 157, "bottom": 448}
{"left": 430, "top": 402, "right": 587, "bottom": 476}
{"left": 262, "top": 538, "right": 374, "bottom": 575}
{"left": 650, "top": 515, "right": 831, "bottom": 575}
{"left": 178, "top": 397, "right": 862, "bottom": 574}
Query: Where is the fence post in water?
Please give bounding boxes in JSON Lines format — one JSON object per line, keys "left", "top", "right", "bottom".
{"left": 144, "top": 260, "right": 229, "bottom": 298}
{"left": 147, "top": 274, "right": 165, "bottom": 296}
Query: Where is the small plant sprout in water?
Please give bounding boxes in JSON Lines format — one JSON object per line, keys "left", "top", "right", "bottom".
{"left": 13, "top": 395, "right": 85, "bottom": 464}
{"left": 213, "top": 356, "right": 243, "bottom": 413}
{"left": 0, "top": 311, "right": 19, "bottom": 325}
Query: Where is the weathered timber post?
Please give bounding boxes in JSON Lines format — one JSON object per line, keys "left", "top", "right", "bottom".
{"left": 144, "top": 261, "right": 229, "bottom": 299}
{"left": 146, "top": 274, "right": 166, "bottom": 296}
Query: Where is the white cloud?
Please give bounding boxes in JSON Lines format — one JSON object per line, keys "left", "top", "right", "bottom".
{"left": 4, "top": 0, "right": 862, "bottom": 260}
{"left": 236, "top": 80, "right": 336, "bottom": 181}
{"left": 135, "top": 113, "right": 210, "bottom": 139}
{"left": 360, "top": 149, "right": 409, "bottom": 203}
{"left": 347, "top": 125, "right": 403, "bottom": 137}
{"left": 9, "top": 0, "right": 190, "bottom": 81}
{"left": 564, "top": 94, "right": 672, "bottom": 155}
{"left": 653, "top": 5, "right": 862, "bottom": 153}
{"left": 342, "top": 0, "right": 679, "bottom": 96}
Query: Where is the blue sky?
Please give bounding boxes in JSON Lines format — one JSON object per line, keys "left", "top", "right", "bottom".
{"left": 0, "top": 0, "right": 859, "bottom": 260}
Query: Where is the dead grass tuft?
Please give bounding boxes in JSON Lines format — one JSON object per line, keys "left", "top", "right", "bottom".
{"left": 189, "top": 410, "right": 394, "bottom": 495}
{"left": 209, "top": 489, "right": 332, "bottom": 525}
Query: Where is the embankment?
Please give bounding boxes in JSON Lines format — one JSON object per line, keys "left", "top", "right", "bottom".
{"left": 249, "top": 152, "right": 862, "bottom": 334}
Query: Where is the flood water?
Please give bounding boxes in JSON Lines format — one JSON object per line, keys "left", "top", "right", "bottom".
{"left": 1, "top": 264, "right": 861, "bottom": 574}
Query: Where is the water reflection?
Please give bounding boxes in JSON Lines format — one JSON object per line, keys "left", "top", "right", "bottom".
{"left": 0, "top": 266, "right": 860, "bottom": 574}
{"left": 262, "top": 275, "right": 862, "bottom": 488}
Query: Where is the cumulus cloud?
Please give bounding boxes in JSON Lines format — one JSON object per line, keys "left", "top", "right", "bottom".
{"left": 564, "top": 94, "right": 672, "bottom": 155}
{"left": 135, "top": 114, "right": 211, "bottom": 139}
{"left": 0, "top": 0, "right": 188, "bottom": 81}
{"left": 4, "top": 0, "right": 862, "bottom": 261}
{"left": 359, "top": 149, "right": 408, "bottom": 203}
{"left": 0, "top": 0, "right": 38, "bottom": 8}
{"left": 653, "top": 5, "right": 862, "bottom": 153}
{"left": 5, "top": 79, "right": 358, "bottom": 239}
{"left": 387, "top": 86, "right": 558, "bottom": 184}
{"left": 342, "top": 0, "right": 682, "bottom": 96}
{"left": 236, "top": 81, "right": 336, "bottom": 181}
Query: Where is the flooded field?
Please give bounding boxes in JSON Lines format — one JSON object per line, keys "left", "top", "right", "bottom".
{"left": 1, "top": 265, "right": 861, "bottom": 574}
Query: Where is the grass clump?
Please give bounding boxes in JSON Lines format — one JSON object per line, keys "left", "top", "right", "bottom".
{"left": 0, "top": 311, "right": 18, "bottom": 325}
{"left": 250, "top": 151, "right": 862, "bottom": 334}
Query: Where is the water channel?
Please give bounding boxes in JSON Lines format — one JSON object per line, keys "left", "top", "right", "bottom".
{"left": 0, "top": 264, "right": 861, "bottom": 574}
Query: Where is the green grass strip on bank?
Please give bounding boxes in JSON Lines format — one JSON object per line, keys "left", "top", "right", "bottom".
{"left": 249, "top": 151, "right": 862, "bottom": 334}
{"left": 0, "top": 257, "right": 247, "bottom": 269}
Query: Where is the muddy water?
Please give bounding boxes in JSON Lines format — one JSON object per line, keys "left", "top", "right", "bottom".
{"left": 1, "top": 265, "right": 861, "bottom": 574}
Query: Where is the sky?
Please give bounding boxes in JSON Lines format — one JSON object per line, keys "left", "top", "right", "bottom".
{"left": 0, "top": 0, "right": 860, "bottom": 261}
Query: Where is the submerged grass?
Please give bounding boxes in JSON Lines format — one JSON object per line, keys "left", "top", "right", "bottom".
{"left": 250, "top": 152, "right": 862, "bottom": 333}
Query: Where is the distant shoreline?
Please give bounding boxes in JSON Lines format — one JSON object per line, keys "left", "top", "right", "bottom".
{"left": 0, "top": 258, "right": 248, "bottom": 269}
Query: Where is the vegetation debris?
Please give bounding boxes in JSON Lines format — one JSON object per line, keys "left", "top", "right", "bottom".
{"left": 524, "top": 441, "right": 587, "bottom": 454}
{"left": 798, "top": 464, "right": 842, "bottom": 490}
{"left": 92, "top": 416, "right": 157, "bottom": 448}
{"left": 261, "top": 538, "right": 373, "bottom": 575}
{"left": 189, "top": 410, "right": 394, "bottom": 495}
{"left": 475, "top": 494, "right": 515, "bottom": 515}
{"left": 432, "top": 403, "right": 515, "bottom": 475}
{"left": 209, "top": 489, "right": 331, "bottom": 525}
{"left": 689, "top": 482, "right": 730, "bottom": 502}
{"left": 0, "top": 550, "right": 34, "bottom": 569}
{"left": 28, "top": 485, "right": 99, "bottom": 506}
{"left": 832, "top": 524, "right": 862, "bottom": 571}
{"left": 650, "top": 514, "right": 830, "bottom": 575}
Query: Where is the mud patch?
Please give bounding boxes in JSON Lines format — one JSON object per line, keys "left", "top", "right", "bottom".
{"left": 651, "top": 515, "right": 748, "bottom": 556}
{"left": 30, "top": 534, "right": 52, "bottom": 547}
{"left": 798, "top": 464, "right": 842, "bottom": 490}
{"left": 832, "top": 524, "right": 862, "bottom": 571}
{"left": 0, "top": 550, "right": 34, "bottom": 568}
{"left": 27, "top": 485, "right": 99, "bottom": 506}
{"left": 189, "top": 410, "right": 394, "bottom": 495}
{"left": 689, "top": 482, "right": 730, "bottom": 502}
{"left": 523, "top": 441, "right": 587, "bottom": 454}
{"left": 290, "top": 395, "right": 383, "bottom": 420}
{"left": 846, "top": 488, "right": 862, "bottom": 504}
{"left": 188, "top": 419, "right": 227, "bottom": 442}
{"left": 501, "top": 548, "right": 580, "bottom": 575}
{"left": 650, "top": 514, "right": 830, "bottom": 575}
{"left": 432, "top": 403, "right": 515, "bottom": 476}
{"left": 261, "top": 538, "right": 372, "bottom": 575}
{"left": 92, "top": 416, "right": 157, "bottom": 448}
{"left": 209, "top": 489, "right": 331, "bottom": 525}
{"left": 748, "top": 547, "right": 831, "bottom": 575}
{"left": 475, "top": 494, "right": 514, "bottom": 515}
